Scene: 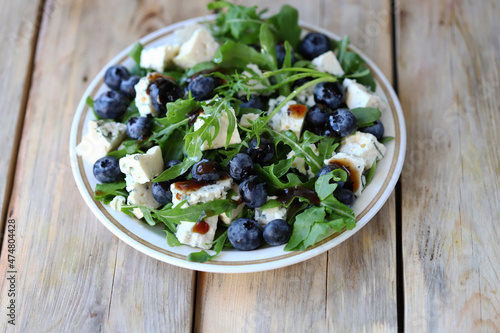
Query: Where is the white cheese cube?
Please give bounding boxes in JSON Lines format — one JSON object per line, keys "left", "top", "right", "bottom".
{"left": 255, "top": 200, "right": 288, "bottom": 226}
{"left": 109, "top": 195, "right": 126, "bottom": 212}
{"left": 76, "top": 120, "right": 127, "bottom": 164}
{"left": 193, "top": 107, "right": 241, "bottom": 150}
{"left": 176, "top": 215, "right": 218, "bottom": 250}
{"left": 174, "top": 23, "right": 203, "bottom": 45}
{"left": 339, "top": 131, "right": 386, "bottom": 170}
{"left": 287, "top": 144, "right": 318, "bottom": 178}
{"left": 171, "top": 178, "right": 233, "bottom": 207}
{"left": 219, "top": 189, "right": 244, "bottom": 225}
{"left": 173, "top": 28, "right": 219, "bottom": 69}
{"left": 239, "top": 113, "right": 260, "bottom": 128}
{"left": 312, "top": 51, "right": 345, "bottom": 76}
{"left": 238, "top": 64, "right": 270, "bottom": 96}
{"left": 119, "top": 146, "right": 164, "bottom": 185}
{"left": 140, "top": 45, "right": 180, "bottom": 72}
{"left": 324, "top": 152, "right": 365, "bottom": 197}
{"left": 343, "top": 79, "right": 386, "bottom": 111}
{"left": 268, "top": 95, "right": 308, "bottom": 139}
{"left": 127, "top": 182, "right": 161, "bottom": 219}
{"left": 134, "top": 74, "right": 158, "bottom": 117}
{"left": 294, "top": 85, "right": 316, "bottom": 108}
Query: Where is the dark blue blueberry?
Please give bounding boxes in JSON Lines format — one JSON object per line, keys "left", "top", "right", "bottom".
{"left": 165, "top": 160, "right": 182, "bottom": 169}
{"left": 228, "top": 218, "right": 263, "bottom": 251}
{"left": 126, "top": 116, "right": 152, "bottom": 140}
{"left": 191, "top": 159, "right": 222, "bottom": 182}
{"left": 239, "top": 94, "right": 267, "bottom": 110}
{"left": 152, "top": 181, "right": 172, "bottom": 205}
{"left": 93, "top": 156, "right": 121, "bottom": 183}
{"left": 275, "top": 44, "right": 296, "bottom": 68}
{"left": 333, "top": 188, "right": 355, "bottom": 207}
{"left": 120, "top": 75, "right": 140, "bottom": 100}
{"left": 247, "top": 137, "right": 274, "bottom": 164}
{"left": 228, "top": 153, "right": 254, "bottom": 182}
{"left": 314, "top": 81, "right": 345, "bottom": 110}
{"left": 148, "top": 77, "right": 183, "bottom": 115}
{"left": 249, "top": 44, "right": 261, "bottom": 52}
{"left": 94, "top": 90, "right": 129, "bottom": 120}
{"left": 299, "top": 32, "right": 331, "bottom": 60}
{"left": 292, "top": 77, "right": 312, "bottom": 90}
{"left": 104, "top": 65, "right": 130, "bottom": 91}
{"left": 359, "top": 119, "right": 384, "bottom": 141}
{"left": 239, "top": 175, "right": 267, "bottom": 209}
{"left": 316, "top": 164, "right": 345, "bottom": 190}
{"left": 187, "top": 76, "right": 220, "bottom": 101}
{"left": 328, "top": 108, "right": 357, "bottom": 137}
{"left": 263, "top": 219, "right": 291, "bottom": 246}
{"left": 306, "top": 104, "right": 332, "bottom": 129}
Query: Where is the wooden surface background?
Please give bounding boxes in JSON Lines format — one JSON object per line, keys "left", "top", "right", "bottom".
{"left": 0, "top": 0, "right": 498, "bottom": 332}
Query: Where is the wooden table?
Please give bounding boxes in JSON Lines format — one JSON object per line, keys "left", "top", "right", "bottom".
{"left": 1, "top": 0, "right": 498, "bottom": 331}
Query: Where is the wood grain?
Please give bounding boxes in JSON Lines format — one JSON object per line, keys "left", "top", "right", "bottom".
{"left": 195, "top": 1, "right": 398, "bottom": 332}
{"left": 0, "top": 0, "right": 210, "bottom": 331}
{"left": 0, "top": 0, "right": 43, "bottom": 236}
{"left": 397, "top": 0, "right": 500, "bottom": 331}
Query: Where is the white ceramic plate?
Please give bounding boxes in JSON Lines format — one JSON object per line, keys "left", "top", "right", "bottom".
{"left": 70, "top": 15, "right": 406, "bottom": 273}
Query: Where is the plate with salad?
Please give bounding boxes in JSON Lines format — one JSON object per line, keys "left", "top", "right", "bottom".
{"left": 70, "top": 2, "right": 406, "bottom": 273}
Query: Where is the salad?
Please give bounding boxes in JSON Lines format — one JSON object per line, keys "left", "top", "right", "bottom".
{"left": 76, "top": 2, "right": 393, "bottom": 262}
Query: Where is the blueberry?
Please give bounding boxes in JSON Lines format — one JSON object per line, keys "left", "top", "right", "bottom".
{"left": 148, "top": 77, "right": 183, "bottom": 115}
{"left": 94, "top": 90, "right": 129, "bottom": 120}
{"left": 299, "top": 32, "right": 331, "bottom": 60}
{"left": 126, "top": 116, "right": 152, "bottom": 140}
{"left": 333, "top": 188, "right": 355, "bottom": 207}
{"left": 228, "top": 218, "right": 263, "bottom": 251}
{"left": 316, "top": 164, "right": 345, "bottom": 190}
{"left": 263, "top": 219, "right": 292, "bottom": 246}
{"left": 228, "top": 153, "right": 254, "bottom": 182}
{"left": 93, "top": 156, "right": 121, "bottom": 183}
{"left": 359, "top": 119, "right": 384, "bottom": 141}
{"left": 165, "top": 160, "right": 182, "bottom": 169}
{"left": 104, "top": 65, "right": 130, "bottom": 91}
{"left": 187, "top": 76, "right": 220, "bottom": 101}
{"left": 328, "top": 108, "right": 357, "bottom": 137}
{"left": 275, "top": 43, "right": 296, "bottom": 68}
{"left": 239, "top": 94, "right": 267, "bottom": 110}
{"left": 249, "top": 44, "right": 261, "bottom": 52}
{"left": 120, "top": 75, "right": 140, "bottom": 100}
{"left": 292, "top": 77, "right": 312, "bottom": 90}
{"left": 152, "top": 181, "right": 172, "bottom": 205}
{"left": 247, "top": 137, "right": 274, "bottom": 164}
{"left": 191, "top": 159, "right": 222, "bottom": 182}
{"left": 306, "top": 104, "right": 332, "bottom": 129}
{"left": 314, "top": 81, "right": 345, "bottom": 110}
{"left": 239, "top": 175, "right": 267, "bottom": 208}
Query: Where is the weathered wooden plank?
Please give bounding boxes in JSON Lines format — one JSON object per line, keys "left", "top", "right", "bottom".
{"left": 0, "top": 0, "right": 43, "bottom": 236}
{"left": 195, "top": 1, "right": 398, "bottom": 332}
{"left": 397, "top": 0, "right": 500, "bottom": 331}
{"left": 0, "top": 0, "right": 210, "bottom": 331}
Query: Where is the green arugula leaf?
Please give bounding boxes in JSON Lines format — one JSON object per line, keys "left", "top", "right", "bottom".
{"left": 86, "top": 96, "right": 100, "bottom": 120}
{"left": 213, "top": 41, "right": 269, "bottom": 69}
{"left": 121, "top": 103, "right": 140, "bottom": 124}
{"left": 165, "top": 229, "right": 181, "bottom": 247}
{"left": 155, "top": 199, "right": 237, "bottom": 224}
{"left": 185, "top": 62, "right": 217, "bottom": 78}
{"left": 268, "top": 5, "right": 301, "bottom": 49}
{"left": 379, "top": 136, "right": 394, "bottom": 144}
{"left": 154, "top": 158, "right": 197, "bottom": 182}
{"left": 187, "top": 230, "right": 228, "bottom": 262}
{"left": 159, "top": 130, "right": 185, "bottom": 162}
{"left": 350, "top": 107, "right": 382, "bottom": 127}
{"left": 364, "top": 160, "right": 377, "bottom": 187}
{"left": 260, "top": 199, "right": 283, "bottom": 211}
{"left": 163, "top": 96, "right": 201, "bottom": 124}
{"left": 285, "top": 206, "right": 326, "bottom": 251}
{"left": 94, "top": 181, "right": 127, "bottom": 204}
{"left": 129, "top": 43, "right": 143, "bottom": 67}
{"left": 259, "top": 24, "right": 277, "bottom": 70}
{"left": 315, "top": 173, "right": 337, "bottom": 201}
{"left": 320, "top": 194, "right": 356, "bottom": 221}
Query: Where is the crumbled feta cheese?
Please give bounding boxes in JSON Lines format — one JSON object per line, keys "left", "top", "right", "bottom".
{"left": 239, "top": 113, "right": 260, "bottom": 128}
{"left": 127, "top": 182, "right": 161, "bottom": 219}
{"left": 76, "top": 120, "right": 127, "bottom": 164}
{"left": 238, "top": 64, "right": 270, "bottom": 95}
{"left": 287, "top": 144, "right": 318, "bottom": 178}
{"left": 173, "top": 23, "right": 203, "bottom": 45}
{"left": 134, "top": 73, "right": 158, "bottom": 117}
{"left": 343, "top": 79, "right": 386, "bottom": 111}
{"left": 176, "top": 215, "right": 218, "bottom": 250}
{"left": 119, "top": 146, "right": 164, "bottom": 185}
{"left": 109, "top": 195, "right": 126, "bottom": 212}
{"left": 171, "top": 178, "right": 233, "bottom": 207}
{"left": 268, "top": 95, "right": 307, "bottom": 139}
{"left": 173, "top": 28, "right": 219, "bottom": 69}
{"left": 140, "top": 45, "right": 180, "bottom": 72}
{"left": 255, "top": 200, "right": 288, "bottom": 226}
{"left": 339, "top": 131, "right": 386, "bottom": 170}
{"left": 193, "top": 107, "right": 241, "bottom": 150}
{"left": 219, "top": 188, "right": 244, "bottom": 225}
{"left": 312, "top": 51, "right": 345, "bottom": 76}
{"left": 294, "top": 85, "right": 316, "bottom": 107}
{"left": 324, "top": 152, "right": 365, "bottom": 197}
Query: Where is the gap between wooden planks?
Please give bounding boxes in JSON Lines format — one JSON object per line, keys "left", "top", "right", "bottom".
{"left": 194, "top": 1, "right": 398, "bottom": 332}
